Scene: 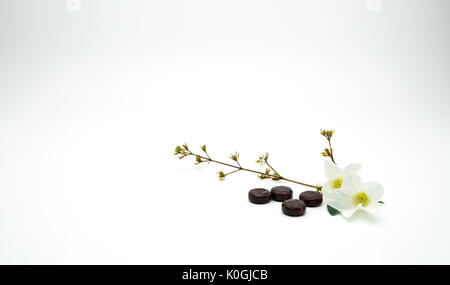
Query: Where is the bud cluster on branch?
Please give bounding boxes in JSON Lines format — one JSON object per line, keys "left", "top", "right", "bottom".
{"left": 173, "top": 129, "right": 338, "bottom": 191}
{"left": 320, "top": 129, "right": 336, "bottom": 164}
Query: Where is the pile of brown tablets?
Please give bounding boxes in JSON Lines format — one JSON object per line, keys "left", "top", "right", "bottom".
{"left": 248, "top": 186, "right": 323, "bottom": 217}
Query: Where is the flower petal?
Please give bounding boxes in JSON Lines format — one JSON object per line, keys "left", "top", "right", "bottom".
{"left": 362, "top": 181, "right": 384, "bottom": 209}
{"left": 344, "top": 163, "right": 361, "bottom": 174}
{"left": 340, "top": 206, "right": 361, "bottom": 218}
{"left": 360, "top": 205, "right": 377, "bottom": 214}
{"left": 321, "top": 181, "right": 332, "bottom": 195}
{"left": 324, "top": 188, "right": 354, "bottom": 212}
{"left": 324, "top": 160, "right": 343, "bottom": 178}
{"left": 341, "top": 172, "right": 363, "bottom": 193}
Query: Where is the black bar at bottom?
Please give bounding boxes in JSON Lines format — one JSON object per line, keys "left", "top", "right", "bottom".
{"left": 0, "top": 265, "right": 449, "bottom": 283}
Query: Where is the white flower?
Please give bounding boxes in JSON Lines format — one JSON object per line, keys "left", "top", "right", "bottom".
{"left": 324, "top": 172, "right": 384, "bottom": 218}
{"left": 321, "top": 160, "right": 361, "bottom": 195}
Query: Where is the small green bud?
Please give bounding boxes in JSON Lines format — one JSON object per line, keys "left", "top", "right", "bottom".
{"left": 256, "top": 156, "right": 264, "bottom": 165}
{"left": 182, "top": 143, "right": 189, "bottom": 150}
{"left": 272, "top": 172, "right": 281, "bottom": 181}
{"left": 321, "top": 148, "right": 331, "bottom": 157}
{"left": 230, "top": 152, "right": 239, "bottom": 162}
{"left": 217, "top": 171, "right": 226, "bottom": 180}
{"left": 174, "top": 145, "right": 189, "bottom": 159}
{"left": 201, "top": 144, "right": 206, "bottom": 152}
{"left": 174, "top": 145, "right": 182, "bottom": 155}
{"left": 320, "top": 129, "right": 334, "bottom": 140}
{"left": 256, "top": 153, "right": 269, "bottom": 165}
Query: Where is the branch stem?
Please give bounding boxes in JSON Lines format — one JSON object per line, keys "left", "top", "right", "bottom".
{"left": 226, "top": 169, "right": 241, "bottom": 176}
{"left": 328, "top": 139, "right": 336, "bottom": 164}
{"left": 265, "top": 159, "right": 280, "bottom": 175}
{"left": 188, "top": 151, "right": 316, "bottom": 188}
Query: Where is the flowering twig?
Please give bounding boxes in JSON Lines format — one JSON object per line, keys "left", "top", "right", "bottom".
{"left": 174, "top": 144, "right": 319, "bottom": 189}
{"left": 320, "top": 129, "right": 336, "bottom": 164}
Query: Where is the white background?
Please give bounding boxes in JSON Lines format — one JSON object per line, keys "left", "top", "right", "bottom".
{"left": 1, "top": 0, "right": 450, "bottom": 264}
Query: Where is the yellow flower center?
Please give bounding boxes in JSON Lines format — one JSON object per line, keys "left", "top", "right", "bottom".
{"left": 330, "top": 176, "right": 343, "bottom": 189}
{"left": 352, "top": 192, "right": 370, "bottom": 207}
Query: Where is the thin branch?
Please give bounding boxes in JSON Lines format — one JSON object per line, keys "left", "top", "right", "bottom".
{"left": 264, "top": 158, "right": 280, "bottom": 175}
{"left": 226, "top": 169, "right": 241, "bottom": 176}
{"left": 320, "top": 129, "right": 336, "bottom": 165}
{"left": 328, "top": 139, "right": 336, "bottom": 164}
{"left": 184, "top": 150, "right": 316, "bottom": 188}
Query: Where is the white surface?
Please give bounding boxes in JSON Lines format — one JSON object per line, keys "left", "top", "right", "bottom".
{"left": 1, "top": 0, "right": 450, "bottom": 264}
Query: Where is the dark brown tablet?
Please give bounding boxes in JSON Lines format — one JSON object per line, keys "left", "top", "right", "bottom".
{"left": 248, "top": 188, "right": 271, "bottom": 204}
{"left": 282, "top": 199, "right": 306, "bottom": 216}
{"left": 271, "top": 186, "right": 293, "bottom": 202}
{"left": 299, "top": 191, "right": 323, "bottom": 207}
